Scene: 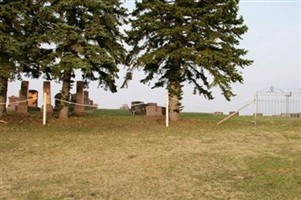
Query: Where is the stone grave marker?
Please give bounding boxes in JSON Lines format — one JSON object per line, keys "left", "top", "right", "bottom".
{"left": 74, "top": 81, "right": 85, "bottom": 115}
{"left": 229, "top": 111, "right": 239, "bottom": 116}
{"left": 54, "top": 93, "right": 62, "bottom": 111}
{"left": 43, "top": 81, "right": 53, "bottom": 113}
{"left": 146, "top": 105, "right": 158, "bottom": 116}
{"left": 131, "top": 101, "right": 146, "bottom": 115}
{"left": 84, "top": 91, "right": 89, "bottom": 105}
{"left": 7, "top": 96, "right": 19, "bottom": 111}
{"left": 157, "top": 106, "right": 163, "bottom": 116}
{"left": 17, "top": 81, "right": 29, "bottom": 114}
{"left": 120, "top": 104, "right": 129, "bottom": 110}
{"left": 28, "top": 90, "right": 38, "bottom": 110}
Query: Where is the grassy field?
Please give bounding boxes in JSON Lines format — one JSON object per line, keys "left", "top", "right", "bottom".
{"left": 0, "top": 110, "right": 300, "bottom": 200}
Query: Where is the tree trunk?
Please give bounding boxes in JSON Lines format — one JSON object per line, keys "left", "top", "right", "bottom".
{"left": 169, "top": 81, "right": 181, "bottom": 121}
{"left": 59, "top": 70, "right": 72, "bottom": 119}
{"left": 0, "top": 77, "right": 8, "bottom": 117}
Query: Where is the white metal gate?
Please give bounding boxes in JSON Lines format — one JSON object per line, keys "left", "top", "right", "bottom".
{"left": 255, "top": 87, "right": 301, "bottom": 118}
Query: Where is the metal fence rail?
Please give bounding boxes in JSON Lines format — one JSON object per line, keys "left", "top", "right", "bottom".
{"left": 255, "top": 87, "right": 301, "bottom": 118}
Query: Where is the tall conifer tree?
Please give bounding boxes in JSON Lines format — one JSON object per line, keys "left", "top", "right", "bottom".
{"left": 40, "top": 0, "right": 127, "bottom": 118}
{"left": 0, "top": 0, "right": 24, "bottom": 115}
{"left": 0, "top": 0, "right": 43, "bottom": 115}
{"left": 126, "top": 0, "right": 253, "bottom": 121}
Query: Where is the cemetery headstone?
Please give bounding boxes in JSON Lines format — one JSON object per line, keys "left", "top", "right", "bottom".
{"left": 28, "top": 90, "right": 39, "bottom": 111}
{"left": 74, "top": 81, "right": 85, "bottom": 115}
{"left": 214, "top": 112, "right": 224, "bottom": 116}
{"left": 43, "top": 81, "right": 53, "bottom": 113}
{"left": 84, "top": 91, "right": 89, "bottom": 105}
{"left": 229, "top": 111, "right": 239, "bottom": 116}
{"left": 54, "top": 93, "right": 62, "bottom": 111}
{"left": 8, "top": 96, "right": 19, "bottom": 111}
{"left": 131, "top": 101, "right": 146, "bottom": 115}
{"left": 157, "top": 106, "right": 164, "bottom": 116}
{"left": 17, "top": 81, "right": 29, "bottom": 114}
{"left": 120, "top": 104, "right": 129, "bottom": 110}
{"left": 146, "top": 105, "right": 158, "bottom": 116}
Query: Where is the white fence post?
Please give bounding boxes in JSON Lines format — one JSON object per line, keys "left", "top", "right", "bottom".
{"left": 43, "top": 92, "right": 47, "bottom": 125}
{"left": 166, "top": 91, "right": 169, "bottom": 127}
{"left": 254, "top": 92, "right": 258, "bottom": 126}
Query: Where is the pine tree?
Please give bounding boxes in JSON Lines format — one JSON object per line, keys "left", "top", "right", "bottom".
{"left": 1, "top": 1, "right": 21, "bottom": 115}
{"left": 41, "top": 0, "right": 127, "bottom": 118}
{"left": 0, "top": 0, "right": 42, "bottom": 115}
{"left": 126, "top": 0, "right": 253, "bottom": 121}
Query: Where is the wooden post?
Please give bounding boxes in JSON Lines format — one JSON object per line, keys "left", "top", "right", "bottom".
{"left": 217, "top": 100, "right": 255, "bottom": 125}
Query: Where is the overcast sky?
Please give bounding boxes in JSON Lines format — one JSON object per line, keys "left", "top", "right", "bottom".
{"left": 7, "top": 0, "right": 301, "bottom": 115}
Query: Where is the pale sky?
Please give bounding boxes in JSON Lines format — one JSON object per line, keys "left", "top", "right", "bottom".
{"left": 7, "top": 0, "right": 301, "bottom": 115}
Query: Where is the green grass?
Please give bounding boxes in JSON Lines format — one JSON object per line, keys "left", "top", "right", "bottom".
{"left": 0, "top": 110, "right": 300, "bottom": 199}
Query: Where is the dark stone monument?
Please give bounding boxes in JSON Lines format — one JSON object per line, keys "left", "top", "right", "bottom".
{"left": 68, "top": 94, "right": 76, "bottom": 112}
{"left": 131, "top": 101, "right": 146, "bottom": 115}
{"left": 42, "top": 81, "right": 53, "bottom": 113}
{"left": 54, "top": 93, "right": 62, "bottom": 111}
{"left": 145, "top": 103, "right": 160, "bottom": 116}
{"left": 130, "top": 101, "right": 165, "bottom": 116}
{"left": 290, "top": 113, "right": 299, "bottom": 118}
{"left": 28, "top": 90, "right": 40, "bottom": 111}
{"left": 17, "top": 81, "right": 29, "bottom": 114}
{"left": 84, "top": 91, "right": 89, "bottom": 105}
{"left": 145, "top": 103, "right": 165, "bottom": 116}
{"left": 83, "top": 90, "right": 95, "bottom": 110}
{"left": 74, "top": 81, "right": 85, "bottom": 115}
{"left": 161, "top": 107, "right": 166, "bottom": 115}
{"left": 146, "top": 105, "right": 157, "bottom": 116}
{"left": 28, "top": 90, "right": 38, "bottom": 108}
{"left": 229, "top": 111, "right": 239, "bottom": 116}
{"left": 214, "top": 112, "right": 223, "bottom": 116}
{"left": 157, "top": 106, "right": 164, "bottom": 116}
{"left": 8, "top": 95, "right": 19, "bottom": 111}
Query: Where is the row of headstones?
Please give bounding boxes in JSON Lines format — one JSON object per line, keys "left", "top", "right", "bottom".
{"left": 8, "top": 90, "right": 39, "bottom": 112}
{"left": 7, "top": 81, "right": 52, "bottom": 113}
{"left": 130, "top": 104, "right": 238, "bottom": 117}
{"left": 53, "top": 91, "right": 94, "bottom": 111}
{"left": 129, "top": 104, "right": 238, "bottom": 117}
{"left": 130, "top": 101, "right": 166, "bottom": 116}
{"left": 8, "top": 81, "right": 96, "bottom": 115}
